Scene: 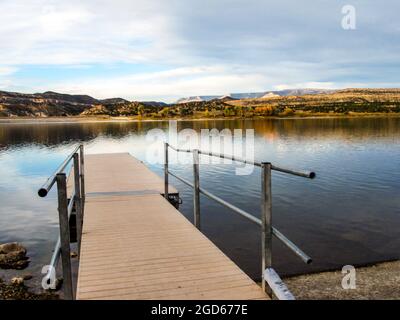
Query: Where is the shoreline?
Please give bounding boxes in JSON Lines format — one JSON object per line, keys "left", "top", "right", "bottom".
{"left": 1, "top": 113, "right": 400, "bottom": 124}
{"left": 2, "top": 259, "right": 398, "bottom": 300}
{"left": 283, "top": 259, "right": 400, "bottom": 300}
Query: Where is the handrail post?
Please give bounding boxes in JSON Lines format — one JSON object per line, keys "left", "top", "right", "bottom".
{"left": 261, "top": 162, "right": 273, "bottom": 298}
{"left": 73, "top": 153, "right": 82, "bottom": 257}
{"left": 56, "top": 173, "right": 74, "bottom": 300}
{"left": 164, "top": 142, "right": 169, "bottom": 200}
{"left": 193, "top": 149, "right": 201, "bottom": 230}
{"left": 79, "top": 145, "right": 85, "bottom": 210}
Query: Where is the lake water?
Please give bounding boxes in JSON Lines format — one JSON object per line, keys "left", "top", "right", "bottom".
{"left": 0, "top": 117, "right": 399, "bottom": 290}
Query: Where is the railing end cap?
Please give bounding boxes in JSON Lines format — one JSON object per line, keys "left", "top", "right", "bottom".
{"left": 38, "top": 188, "right": 48, "bottom": 197}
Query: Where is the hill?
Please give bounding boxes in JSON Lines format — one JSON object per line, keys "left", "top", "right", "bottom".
{"left": 227, "top": 88, "right": 400, "bottom": 116}
{"left": 0, "top": 90, "right": 160, "bottom": 117}
{"left": 175, "top": 89, "right": 335, "bottom": 103}
{"left": 1, "top": 88, "right": 400, "bottom": 118}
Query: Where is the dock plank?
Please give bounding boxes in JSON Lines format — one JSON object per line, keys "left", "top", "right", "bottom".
{"left": 76, "top": 153, "right": 267, "bottom": 300}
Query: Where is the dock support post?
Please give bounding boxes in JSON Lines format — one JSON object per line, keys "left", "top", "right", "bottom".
{"left": 164, "top": 142, "right": 169, "bottom": 200}
{"left": 56, "top": 173, "right": 74, "bottom": 300}
{"left": 79, "top": 145, "right": 85, "bottom": 210}
{"left": 73, "top": 153, "right": 82, "bottom": 257}
{"left": 193, "top": 149, "right": 201, "bottom": 230}
{"left": 261, "top": 162, "right": 273, "bottom": 298}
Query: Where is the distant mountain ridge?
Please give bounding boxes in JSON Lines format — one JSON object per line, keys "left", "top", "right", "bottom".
{"left": 176, "top": 89, "right": 336, "bottom": 103}
{"left": 1, "top": 88, "right": 399, "bottom": 117}
{"left": 39, "top": 91, "right": 100, "bottom": 104}
{"left": 0, "top": 90, "right": 174, "bottom": 117}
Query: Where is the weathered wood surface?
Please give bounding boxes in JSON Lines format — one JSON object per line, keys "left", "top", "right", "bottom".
{"left": 76, "top": 153, "right": 267, "bottom": 300}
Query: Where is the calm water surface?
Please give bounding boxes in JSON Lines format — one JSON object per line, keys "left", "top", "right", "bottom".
{"left": 0, "top": 118, "right": 399, "bottom": 289}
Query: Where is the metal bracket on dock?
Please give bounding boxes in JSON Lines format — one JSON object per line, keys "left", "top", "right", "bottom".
{"left": 264, "top": 268, "right": 295, "bottom": 300}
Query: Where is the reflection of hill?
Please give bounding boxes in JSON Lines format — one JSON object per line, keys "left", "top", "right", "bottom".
{"left": 249, "top": 118, "right": 400, "bottom": 142}
{"left": 0, "top": 118, "right": 399, "bottom": 150}
{"left": 0, "top": 122, "right": 169, "bottom": 149}
{"left": 178, "top": 118, "right": 400, "bottom": 143}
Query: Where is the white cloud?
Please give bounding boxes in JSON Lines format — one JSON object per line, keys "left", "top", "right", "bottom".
{"left": 0, "top": 66, "right": 17, "bottom": 90}
{"left": 0, "top": 0, "right": 177, "bottom": 65}
{"left": 38, "top": 5, "right": 93, "bottom": 35}
{"left": 27, "top": 59, "right": 400, "bottom": 102}
{"left": 36, "top": 65, "right": 268, "bottom": 102}
{"left": 0, "top": 66, "right": 18, "bottom": 76}
{"left": 273, "top": 82, "right": 337, "bottom": 91}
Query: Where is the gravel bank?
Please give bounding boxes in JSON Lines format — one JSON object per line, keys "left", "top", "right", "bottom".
{"left": 284, "top": 260, "right": 400, "bottom": 300}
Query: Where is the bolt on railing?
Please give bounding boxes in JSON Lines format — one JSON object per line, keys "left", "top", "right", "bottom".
{"left": 38, "top": 144, "right": 85, "bottom": 300}
{"left": 164, "top": 142, "right": 315, "bottom": 299}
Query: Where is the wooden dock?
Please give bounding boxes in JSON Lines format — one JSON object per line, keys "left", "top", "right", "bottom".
{"left": 76, "top": 153, "right": 268, "bottom": 300}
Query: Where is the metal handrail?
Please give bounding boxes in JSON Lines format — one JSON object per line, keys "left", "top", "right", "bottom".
{"left": 42, "top": 189, "right": 75, "bottom": 285}
{"left": 168, "top": 169, "right": 311, "bottom": 264}
{"left": 38, "top": 145, "right": 81, "bottom": 197}
{"left": 167, "top": 143, "right": 316, "bottom": 179}
{"left": 37, "top": 144, "right": 85, "bottom": 300}
{"left": 165, "top": 143, "right": 315, "bottom": 299}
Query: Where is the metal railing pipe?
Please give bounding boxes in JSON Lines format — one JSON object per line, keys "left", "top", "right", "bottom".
{"left": 42, "top": 238, "right": 61, "bottom": 287}
{"left": 167, "top": 144, "right": 192, "bottom": 153}
{"left": 47, "top": 238, "right": 61, "bottom": 276}
{"left": 169, "top": 169, "right": 266, "bottom": 226}
{"left": 199, "top": 187, "right": 262, "bottom": 226}
{"left": 272, "top": 228, "right": 312, "bottom": 264}
{"left": 67, "top": 192, "right": 75, "bottom": 217}
{"left": 168, "top": 170, "right": 194, "bottom": 188}
{"left": 168, "top": 144, "right": 315, "bottom": 180}
{"left": 198, "top": 150, "right": 261, "bottom": 167}
{"left": 271, "top": 165, "right": 315, "bottom": 179}
{"left": 168, "top": 170, "right": 312, "bottom": 264}
{"left": 38, "top": 145, "right": 80, "bottom": 197}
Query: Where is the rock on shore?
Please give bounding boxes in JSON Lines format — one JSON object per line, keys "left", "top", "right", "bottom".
{"left": 0, "top": 243, "right": 29, "bottom": 270}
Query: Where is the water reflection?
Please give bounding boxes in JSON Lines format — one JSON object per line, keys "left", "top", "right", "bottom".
{"left": 0, "top": 117, "right": 399, "bottom": 287}
{"left": 1, "top": 117, "right": 399, "bottom": 149}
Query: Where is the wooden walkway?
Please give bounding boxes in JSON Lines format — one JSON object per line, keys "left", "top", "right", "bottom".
{"left": 76, "top": 153, "right": 268, "bottom": 300}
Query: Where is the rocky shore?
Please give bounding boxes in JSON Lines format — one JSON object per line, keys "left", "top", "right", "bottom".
{"left": 0, "top": 242, "right": 59, "bottom": 300}
{"left": 0, "top": 277, "right": 58, "bottom": 300}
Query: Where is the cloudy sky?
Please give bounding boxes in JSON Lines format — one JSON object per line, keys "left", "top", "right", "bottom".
{"left": 0, "top": 0, "right": 399, "bottom": 102}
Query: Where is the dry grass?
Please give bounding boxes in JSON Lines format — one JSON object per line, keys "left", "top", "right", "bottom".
{"left": 284, "top": 260, "right": 400, "bottom": 300}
